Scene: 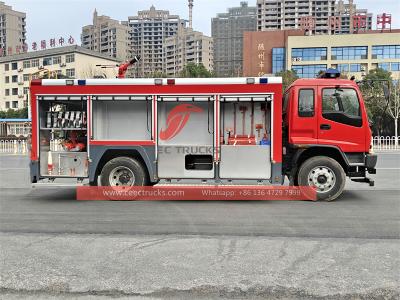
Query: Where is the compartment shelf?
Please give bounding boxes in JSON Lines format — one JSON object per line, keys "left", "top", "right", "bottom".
{"left": 40, "top": 127, "right": 87, "bottom": 131}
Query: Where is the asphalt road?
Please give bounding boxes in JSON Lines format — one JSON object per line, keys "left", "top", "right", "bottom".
{"left": 0, "top": 153, "right": 399, "bottom": 238}
{"left": 0, "top": 153, "right": 399, "bottom": 299}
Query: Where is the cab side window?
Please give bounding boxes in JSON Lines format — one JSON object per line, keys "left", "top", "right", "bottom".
{"left": 322, "top": 88, "right": 362, "bottom": 127}
{"left": 298, "top": 89, "right": 314, "bottom": 117}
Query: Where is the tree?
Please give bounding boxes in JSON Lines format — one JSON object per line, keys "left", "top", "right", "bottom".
{"left": 148, "top": 71, "right": 168, "bottom": 78}
{"left": 275, "top": 70, "right": 299, "bottom": 92}
{"left": 388, "top": 80, "right": 400, "bottom": 144}
{"left": 360, "top": 68, "right": 393, "bottom": 136}
{"left": 0, "top": 107, "right": 28, "bottom": 119}
{"left": 180, "top": 63, "right": 214, "bottom": 78}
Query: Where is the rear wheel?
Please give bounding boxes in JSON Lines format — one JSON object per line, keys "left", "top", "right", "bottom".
{"left": 100, "top": 157, "right": 147, "bottom": 187}
{"left": 297, "top": 156, "right": 346, "bottom": 201}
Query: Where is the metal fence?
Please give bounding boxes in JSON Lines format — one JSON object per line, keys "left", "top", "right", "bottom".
{"left": 373, "top": 136, "right": 400, "bottom": 151}
{"left": 0, "top": 137, "right": 398, "bottom": 154}
{"left": 0, "top": 139, "right": 29, "bottom": 154}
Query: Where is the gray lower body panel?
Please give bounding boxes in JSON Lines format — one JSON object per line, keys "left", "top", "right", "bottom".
{"left": 219, "top": 145, "right": 271, "bottom": 179}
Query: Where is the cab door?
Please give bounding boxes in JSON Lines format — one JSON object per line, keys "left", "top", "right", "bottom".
{"left": 317, "top": 86, "right": 365, "bottom": 152}
{"left": 289, "top": 86, "right": 318, "bottom": 145}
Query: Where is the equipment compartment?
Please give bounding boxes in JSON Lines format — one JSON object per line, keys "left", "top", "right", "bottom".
{"left": 37, "top": 95, "right": 88, "bottom": 178}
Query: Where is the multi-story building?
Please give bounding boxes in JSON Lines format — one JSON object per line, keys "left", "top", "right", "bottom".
{"left": 243, "top": 29, "right": 400, "bottom": 79}
{"left": 81, "top": 9, "right": 130, "bottom": 61}
{"left": 0, "top": 1, "right": 26, "bottom": 57}
{"left": 125, "top": 5, "right": 186, "bottom": 77}
{"left": 164, "top": 25, "right": 213, "bottom": 77}
{"left": 257, "top": 0, "right": 336, "bottom": 35}
{"left": 256, "top": 0, "right": 372, "bottom": 35}
{"left": 212, "top": 2, "right": 257, "bottom": 77}
{"left": 0, "top": 45, "right": 119, "bottom": 111}
{"left": 335, "top": 0, "right": 372, "bottom": 34}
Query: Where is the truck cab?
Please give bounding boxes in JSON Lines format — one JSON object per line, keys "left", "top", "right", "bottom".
{"left": 283, "top": 70, "right": 377, "bottom": 200}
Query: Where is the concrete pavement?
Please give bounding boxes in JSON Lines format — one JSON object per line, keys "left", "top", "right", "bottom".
{"left": 1, "top": 233, "right": 399, "bottom": 299}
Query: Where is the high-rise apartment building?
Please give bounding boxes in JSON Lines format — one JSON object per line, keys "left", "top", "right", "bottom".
{"left": 0, "top": 1, "right": 26, "bottom": 57}
{"left": 335, "top": 0, "right": 372, "bottom": 34}
{"left": 125, "top": 5, "right": 186, "bottom": 77}
{"left": 212, "top": 2, "right": 257, "bottom": 77}
{"left": 256, "top": 0, "right": 372, "bottom": 35}
{"left": 257, "top": 0, "right": 336, "bottom": 34}
{"left": 164, "top": 25, "right": 213, "bottom": 77}
{"left": 81, "top": 9, "right": 130, "bottom": 61}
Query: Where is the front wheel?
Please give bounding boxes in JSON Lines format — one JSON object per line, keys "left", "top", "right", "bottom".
{"left": 100, "top": 157, "right": 148, "bottom": 187}
{"left": 297, "top": 156, "right": 346, "bottom": 201}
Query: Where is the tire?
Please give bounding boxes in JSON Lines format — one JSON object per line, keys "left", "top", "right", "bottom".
{"left": 100, "top": 157, "right": 148, "bottom": 187}
{"left": 297, "top": 156, "right": 346, "bottom": 201}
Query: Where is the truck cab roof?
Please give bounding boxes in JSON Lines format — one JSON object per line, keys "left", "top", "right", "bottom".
{"left": 289, "top": 78, "right": 358, "bottom": 89}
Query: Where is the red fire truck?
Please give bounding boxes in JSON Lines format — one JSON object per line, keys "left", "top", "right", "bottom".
{"left": 29, "top": 70, "right": 377, "bottom": 201}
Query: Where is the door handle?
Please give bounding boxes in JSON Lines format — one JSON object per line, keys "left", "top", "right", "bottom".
{"left": 320, "top": 124, "right": 331, "bottom": 130}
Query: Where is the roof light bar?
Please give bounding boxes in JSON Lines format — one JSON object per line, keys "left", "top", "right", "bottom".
{"left": 320, "top": 68, "right": 341, "bottom": 79}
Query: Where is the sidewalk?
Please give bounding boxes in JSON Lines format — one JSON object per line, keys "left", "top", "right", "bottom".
{"left": 1, "top": 233, "right": 399, "bottom": 299}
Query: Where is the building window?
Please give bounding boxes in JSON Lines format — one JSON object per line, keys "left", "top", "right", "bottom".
{"left": 5, "top": 101, "right": 10, "bottom": 109}
{"left": 66, "top": 54, "right": 75, "bottom": 63}
{"left": 11, "top": 62, "right": 18, "bottom": 70}
{"left": 43, "top": 57, "right": 52, "bottom": 66}
{"left": 53, "top": 56, "right": 61, "bottom": 64}
{"left": 12, "top": 88, "right": 18, "bottom": 95}
{"left": 23, "top": 74, "right": 30, "bottom": 81}
{"left": 272, "top": 47, "right": 285, "bottom": 74}
{"left": 291, "top": 47, "right": 327, "bottom": 62}
{"left": 337, "top": 64, "right": 349, "bottom": 72}
{"left": 23, "top": 87, "right": 29, "bottom": 95}
{"left": 298, "top": 89, "right": 314, "bottom": 117}
{"left": 23, "top": 60, "right": 31, "bottom": 68}
{"left": 372, "top": 45, "right": 400, "bottom": 59}
{"left": 292, "top": 64, "right": 327, "bottom": 78}
{"left": 12, "top": 101, "right": 18, "bottom": 109}
{"left": 331, "top": 46, "right": 368, "bottom": 60}
{"left": 392, "top": 62, "right": 400, "bottom": 71}
{"left": 378, "top": 63, "right": 390, "bottom": 71}
{"left": 350, "top": 64, "right": 362, "bottom": 72}
{"left": 31, "top": 59, "right": 39, "bottom": 67}
{"left": 5, "top": 89, "right": 10, "bottom": 96}
{"left": 12, "top": 75, "right": 18, "bottom": 83}
{"left": 5, "top": 64, "right": 9, "bottom": 71}
{"left": 5, "top": 76, "right": 9, "bottom": 83}
{"left": 66, "top": 68, "right": 75, "bottom": 77}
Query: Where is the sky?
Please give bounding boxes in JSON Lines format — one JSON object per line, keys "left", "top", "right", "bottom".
{"left": 4, "top": 0, "right": 400, "bottom": 47}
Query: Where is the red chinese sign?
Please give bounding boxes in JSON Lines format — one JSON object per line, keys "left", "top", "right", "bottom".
{"left": 329, "top": 16, "right": 341, "bottom": 31}
{"left": 353, "top": 15, "right": 367, "bottom": 31}
{"left": 377, "top": 13, "right": 392, "bottom": 30}
{"left": 0, "top": 35, "right": 75, "bottom": 57}
{"left": 299, "top": 16, "right": 316, "bottom": 31}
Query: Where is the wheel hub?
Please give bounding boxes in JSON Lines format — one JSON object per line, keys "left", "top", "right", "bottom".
{"left": 308, "top": 166, "right": 335, "bottom": 193}
{"left": 109, "top": 166, "right": 135, "bottom": 186}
